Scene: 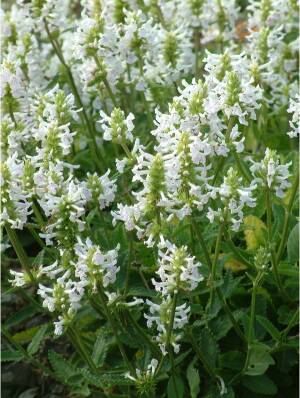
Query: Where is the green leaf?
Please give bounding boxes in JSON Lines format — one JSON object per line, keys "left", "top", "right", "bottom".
{"left": 12, "top": 326, "right": 40, "bottom": 344}
{"left": 1, "top": 350, "right": 23, "bottom": 362}
{"left": 48, "top": 350, "right": 79, "bottom": 382}
{"left": 198, "top": 328, "right": 220, "bottom": 370}
{"left": 80, "top": 369, "right": 103, "bottom": 388}
{"left": 287, "top": 223, "right": 299, "bottom": 264}
{"left": 256, "top": 316, "right": 281, "bottom": 341}
{"left": 4, "top": 305, "right": 37, "bottom": 328}
{"left": 245, "top": 343, "right": 275, "bottom": 376}
{"left": 221, "top": 271, "right": 243, "bottom": 299}
{"left": 167, "top": 375, "right": 185, "bottom": 398}
{"left": 220, "top": 351, "right": 244, "bottom": 370}
{"left": 92, "top": 330, "right": 108, "bottom": 367}
{"left": 242, "top": 375, "right": 278, "bottom": 395}
{"left": 209, "top": 310, "right": 243, "bottom": 341}
{"left": 27, "top": 324, "right": 49, "bottom": 355}
{"left": 187, "top": 361, "right": 200, "bottom": 398}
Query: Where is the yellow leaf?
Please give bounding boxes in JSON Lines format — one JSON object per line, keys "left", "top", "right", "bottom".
{"left": 224, "top": 256, "right": 247, "bottom": 273}
{"left": 244, "top": 215, "right": 267, "bottom": 250}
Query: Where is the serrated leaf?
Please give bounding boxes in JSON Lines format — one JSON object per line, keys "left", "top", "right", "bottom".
{"left": 167, "top": 374, "right": 185, "bottom": 398}
{"left": 187, "top": 361, "right": 200, "bottom": 398}
{"left": 220, "top": 271, "right": 243, "bottom": 299}
{"left": 1, "top": 350, "right": 23, "bottom": 362}
{"left": 100, "top": 373, "right": 134, "bottom": 387}
{"left": 198, "top": 328, "right": 220, "bottom": 370}
{"left": 287, "top": 223, "right": 299, "bottom": 264}
{"left": 92, "top": 330, "right": 108, "bottom": 367}
{"left": 80, "top": 369, "right": 103, "bottom": 388}
{"left": 242, "top": 375, "right": 278, "bottom": 395}
{"left": 48, "top": 350, "right": 79, "bottom": 382}
{"left": 256, "top": 316, "right": 281, "bottom": 341}
{"left": 27, "top": 324, "right": 49, "bottom": 355}
{"left": 245, "top": 344, "right": 275, "bottom": 376}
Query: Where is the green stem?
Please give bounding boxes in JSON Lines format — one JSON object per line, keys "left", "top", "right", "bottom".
{"left": 194, "top": 28, "right": 201, "bottom": 80}
{"left": 155, "top": 293, "right": 178, "bottom": 376}
{"left": 224, "top": 228, "right": 253, "bottom": 269}
{"left": 265, "top": 189, "right": 289, "bottom": 300}
{"left": 5, "top": 224, "right": 35, "bottom": 284}
{"left": 97, "top": 283, "right": 136, "bottom": 376}
{"left": 191, "top": 218, "right": 246, "bottom": 343}
{"left": 32, "top": 199, "right": 45, "bottom": 226}
{"left": 232, "top": 151, "right": 251, "bottom": 183}
{"left": 280, "top": 307, "right": 299, "bottom": 342}
{"left": 275, "top": 172, "right": 299, "bottom": 265}
{"left": 126, "top": 311, "right": 162, "bottom": 358}
{"left": 121, "top": 142, "right": 133, "bottom": 160}
{"left": 124, "top": 232, "right": 134, "bottom": 295}
{"left": 208, "top": 223, "right": 224, "bottom": 311}
{"left": 229, "top": 272, "right": 262, "bottom": 385}
{"left": 67, "top": 325, "right": 98, "bottom": 373}
{"left": 103, "top": 77, "right": 118, "bottom": 108}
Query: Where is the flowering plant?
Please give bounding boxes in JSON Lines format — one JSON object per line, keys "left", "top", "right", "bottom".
{"left": 1, "top": 0, "right": 299, "bottom": 397}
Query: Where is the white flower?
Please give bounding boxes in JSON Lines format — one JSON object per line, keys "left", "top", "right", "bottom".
{"left": 74, "top": 237, "right": 120, "bottom": 290}
{"left": 144, "top": 296, "right": 190, "bottom": 355}
{"left": 83, "top": 170, "right": 117, "bottom": 209}
{"left": 99, "top": 108, "right": 135, "bottom": 143}
{"left": 250, "top": 148, "right": 291, "bottom": 198}
{"left": 287, "top": 94, "right": 299, "bottom": 138}
{"left": 152, "top": 237, "right": 203, "bottom": 295}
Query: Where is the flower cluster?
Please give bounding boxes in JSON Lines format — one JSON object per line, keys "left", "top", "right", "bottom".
{"left": 1, "top": 1, "right": 298, "bottom": 394}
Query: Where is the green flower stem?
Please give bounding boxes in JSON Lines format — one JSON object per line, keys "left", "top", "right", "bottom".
{"left": 229, "top": 271, "right": 263, "bottom": 385}
{"left": 43, "top": 18, "right": 104, "bottom": 173}
{"left": 97, "top": 283, "right": 136, "bottom": 376}
{"left": 224, "top": 227, "right": 253, "bottom": 269}
{"left": 32, "top": 199, "right": 45, "bottom": 227}
{"left": 27, "top": 225, "right": 45, "bottom": 248}
{"left": 126, "top": 310, "right": 162, "bottom": 358}
{"left": 120, "top": 142, "right": 133, "bottom": 160}
{"left": 265, "top": 189, "right": 289, "bottom": 300}
{"left": 8, "top": 105, "right": 17, "bottom": 127}
{"left": 280, "top": 307, "right": 299, "bottom": 342}
{"left": 5, "top": 224, "right": 36, "bottom": 284}
{"left": 169, "top": 349, "right": 180, "bottom": 398}
{"left": 232, "top": 151, "right": 252, "bottom": 183}
{"left": 191, "top": 218, "right": 246, "bottom": 343}
{"left": 208, "top": 223, "right": 224, "bottom": 311}
{"left": 275, "top": 172, "right": 299, "bottom": 265}
{"left": 103, "top": 77, "right": 118, "bottom": 108}
{"left": 67, "top": 325, "right": 98, "bottom": 373}
{"left": 155, "top": 293, "right": 179, "bottom": 398}
{"left": 194, "top": 28, "right": 201, "bottom": 80}
{"left": 124, "top": 231, "right": 134, "bottom": 295}
{"left": 155, "top": 293, "right": 178, "bottom": 376}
